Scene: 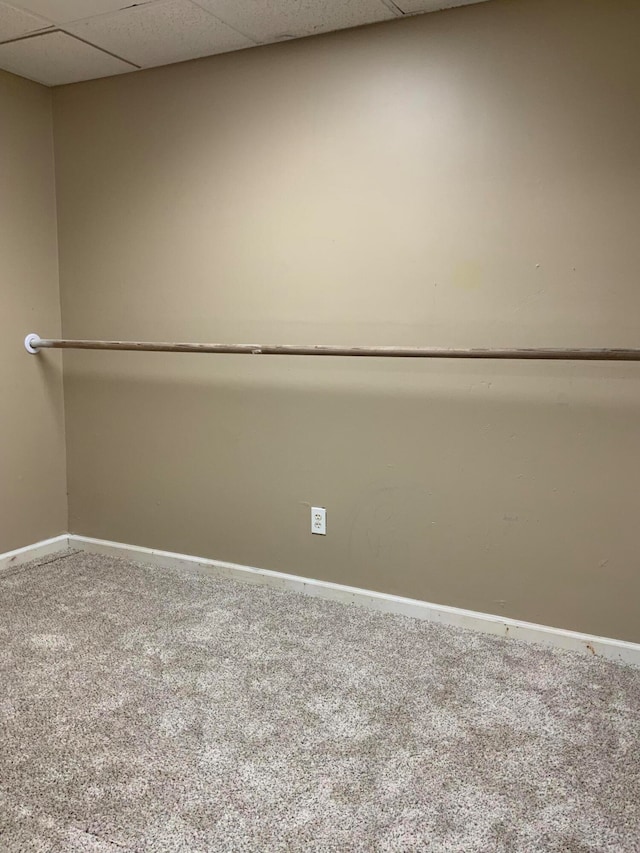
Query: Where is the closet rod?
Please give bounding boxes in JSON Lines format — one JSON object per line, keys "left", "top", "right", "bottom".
{"left": 23, "top": 334, "right": 640, "bottom": 361}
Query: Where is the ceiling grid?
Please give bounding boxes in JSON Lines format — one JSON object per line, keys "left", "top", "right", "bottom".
{"left": 0, "top": 0, "right": 489, "bottom": 86}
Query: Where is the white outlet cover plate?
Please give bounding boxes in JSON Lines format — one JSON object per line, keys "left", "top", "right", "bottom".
{"left": 311, "top": 506, "right": 326, "bottom": 535}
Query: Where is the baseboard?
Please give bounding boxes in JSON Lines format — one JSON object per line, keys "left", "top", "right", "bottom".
{"left": 0, "top": 534, "right": 69, "bottom": 573}
{"left": 67, "top": 534, "right": 640, "bottom": 668}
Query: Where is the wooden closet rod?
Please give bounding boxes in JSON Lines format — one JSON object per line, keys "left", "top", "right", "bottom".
{"left": 23, "top": 334, "right": 640, "bottom": 361}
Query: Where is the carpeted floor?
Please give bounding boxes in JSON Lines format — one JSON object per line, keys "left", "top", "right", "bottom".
{"left": 0, "top": 551, "right": 638, "bottom": 852}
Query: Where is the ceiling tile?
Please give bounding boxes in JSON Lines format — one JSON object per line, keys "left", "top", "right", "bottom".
{"left": 193, "top": 0, "right": 398, "bottom": 43}
{"left": 0, "top": 1, "right": 52, "bottom": 41}
{"left": 65, "top": 0, "right": 255, "bottom": 68}
{"left": 391, "top": 0, "right": 488, "bottom": 14}
{"left": 0, "top": 30, "right": 136, "bottom": 84}
{"left": 7, "top": 1, "right": 139, "bottom": 25}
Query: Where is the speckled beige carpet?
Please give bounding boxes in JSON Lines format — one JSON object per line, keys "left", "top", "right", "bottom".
{"left": 0, "top": 550, "right": 639, "bottom": 852}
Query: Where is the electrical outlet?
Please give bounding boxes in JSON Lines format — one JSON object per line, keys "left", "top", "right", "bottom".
{"left": 311, "top": 506, "right": 326, "bottom": 535}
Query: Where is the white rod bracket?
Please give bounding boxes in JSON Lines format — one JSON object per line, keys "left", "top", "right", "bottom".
{"left": 24, "top": 333, "right": 41, "bottom": 354}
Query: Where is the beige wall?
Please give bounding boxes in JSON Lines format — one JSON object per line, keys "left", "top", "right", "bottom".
{"left": 53, "top": 0, "right": 640, "bottom": 641}
{"left": 0, "top": 71, "right": 67, "bottom": 553}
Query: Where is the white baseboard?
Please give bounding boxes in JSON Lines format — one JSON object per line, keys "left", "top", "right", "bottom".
{"left": 3, "top": 534, "right": 637, "bottom": 667}
{"left": 0, "top": 534, "right": 69, "bottom": 573}
{"left": 67, "top": 534, "right": 640, "bottom": 668}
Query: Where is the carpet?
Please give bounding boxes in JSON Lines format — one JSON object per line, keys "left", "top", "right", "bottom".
{"left": 0, "top": 550, "right": 638, "bottom": 852}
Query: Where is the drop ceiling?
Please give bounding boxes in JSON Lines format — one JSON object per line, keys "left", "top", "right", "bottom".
{"left": 0, "top": 0, "right": 489, "bottom": 87}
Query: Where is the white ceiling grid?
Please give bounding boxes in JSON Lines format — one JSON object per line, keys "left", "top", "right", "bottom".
{"left": 192, "top": 0, "right": 398, "bottom": 43}
{"left": 0, "top": 2, "right": 51, "bottom": 40}
{"left": 0, "top": 28, "right": 135, "bottom": 84}
{"left": 65, "top": 0, "right": 254, "bottom": 69}
{"left": 0, "top": 0, "right": 489, "bottom": 86}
